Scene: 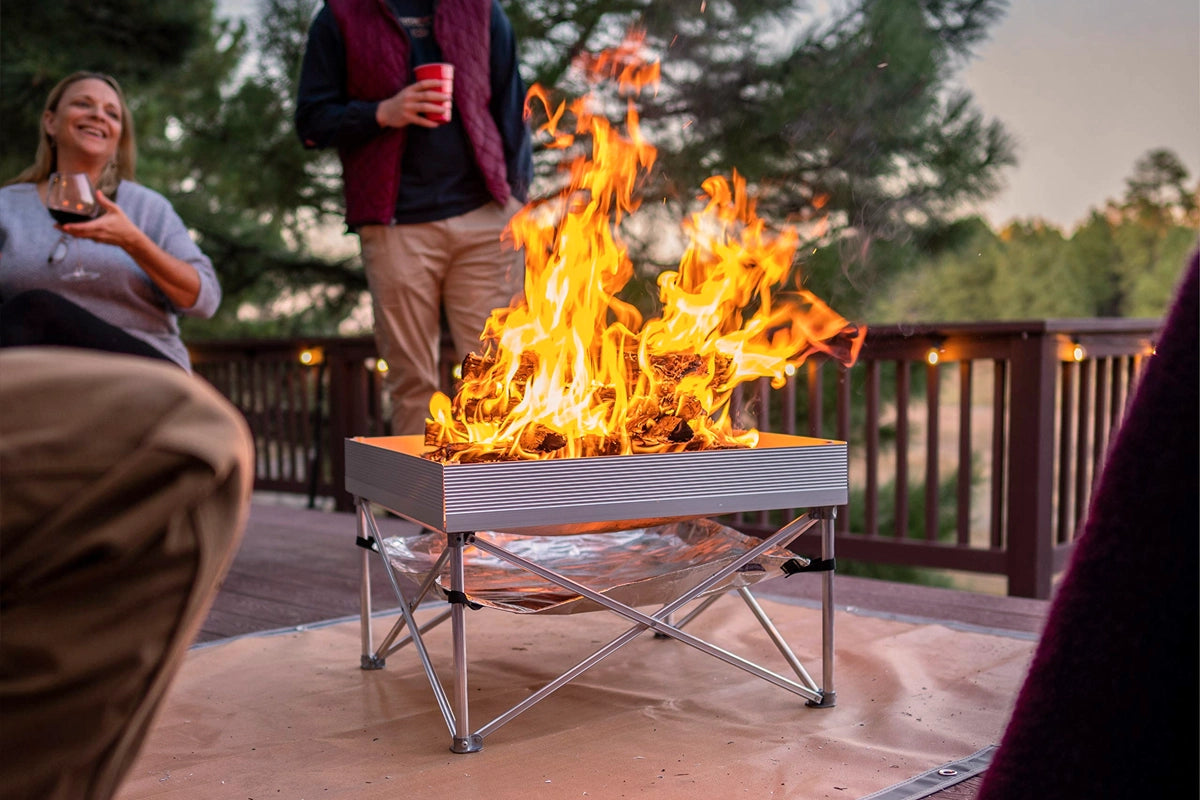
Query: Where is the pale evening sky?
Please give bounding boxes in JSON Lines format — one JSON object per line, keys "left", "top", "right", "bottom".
{"left": 219, "top": 0, "right": 1199, "bottom": 231}
{"left": 956, "top": 0, "right": 1199, "bottom": 229}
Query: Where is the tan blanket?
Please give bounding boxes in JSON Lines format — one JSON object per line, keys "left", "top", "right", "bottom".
{"left": 116, "top": 598, "right": 1034, "bottom": 799}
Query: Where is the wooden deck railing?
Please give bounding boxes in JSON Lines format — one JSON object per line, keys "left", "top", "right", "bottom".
{"left": 189, "top": 318, "right": 1160, "bottom": 599}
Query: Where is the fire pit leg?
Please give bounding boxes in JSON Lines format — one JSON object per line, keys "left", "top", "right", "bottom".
{"left": 355, "top": 500, "right": 386, "bottom": 670}
{"left": 448, "top": 532, "right": 483, "bottom": 754}
{"left": 806, "top": 507, "right": 837, "bottom": 708}
{"left": 360, "top": 542, "right": 386, "bottom": 671}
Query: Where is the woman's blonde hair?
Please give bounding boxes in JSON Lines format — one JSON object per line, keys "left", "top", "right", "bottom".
{"left": 5, "top": 71, "right": 137, "bottom": 196}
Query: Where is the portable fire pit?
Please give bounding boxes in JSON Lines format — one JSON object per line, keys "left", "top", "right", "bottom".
{"left": 345, "top": 432, "right": 845, "bottom": 753}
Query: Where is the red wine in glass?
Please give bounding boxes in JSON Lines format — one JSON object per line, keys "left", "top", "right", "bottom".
{"left": 49, "top": 208, "right": 98, "bottom": 225}
{"left": 45, "top": 172, "right": 101, "bottom": 281}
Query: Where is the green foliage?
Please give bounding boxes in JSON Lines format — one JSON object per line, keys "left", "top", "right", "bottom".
{"left": 1127, "top": 225, "right": 1199, "bottom": 316}
{"left": 1125, "top": 148, "right": 1197, "bottom": 221}
{"left": 835, "top": 557, "right": 954, "bottom": 587}
{"left": 868, "top": 147, "right": 1199, "bottom": 323}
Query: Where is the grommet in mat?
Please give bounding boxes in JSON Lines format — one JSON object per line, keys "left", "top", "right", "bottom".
{"left": 937, "top": 769, "right": 959, "bottom": 777}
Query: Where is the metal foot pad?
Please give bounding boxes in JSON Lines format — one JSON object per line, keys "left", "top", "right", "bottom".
{"left": 451, "top": 734, "right": 483, "bottom": 754}
{"left": 360, "top": 654, "right": 386, "bottom": 670}
{"left": 806, "top": 690, "right": 836, "bottom": 708}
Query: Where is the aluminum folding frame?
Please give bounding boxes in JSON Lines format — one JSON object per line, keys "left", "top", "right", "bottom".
{"left": 352, "top": 498, "right": 838, "bottom": 754}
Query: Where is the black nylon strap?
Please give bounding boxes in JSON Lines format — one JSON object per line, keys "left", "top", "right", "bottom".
{"left": 355, "top": 536, "right": 378, "bottom": 551}
{"left": 782, "top": 557, "right": 835, "bottom": 575}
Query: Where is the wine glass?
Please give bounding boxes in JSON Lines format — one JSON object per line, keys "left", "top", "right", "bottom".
{"left": 46, "top": 172, "right": 101, "bottom": 281}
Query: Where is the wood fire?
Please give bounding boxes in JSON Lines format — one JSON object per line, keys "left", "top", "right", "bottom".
{"left": 423, "top": 35, "right": 863, "bottom": 463}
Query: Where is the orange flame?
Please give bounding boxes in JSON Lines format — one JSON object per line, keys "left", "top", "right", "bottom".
{"left": 573, "top": 29, "right": 661, "bottom": 94}
{"left": 425, "top": 38, "right": 864, "bottom": 462}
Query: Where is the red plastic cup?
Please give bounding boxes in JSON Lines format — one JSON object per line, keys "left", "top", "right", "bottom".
{"left": 414, "top": 62, "right": 454, "bottom": 124}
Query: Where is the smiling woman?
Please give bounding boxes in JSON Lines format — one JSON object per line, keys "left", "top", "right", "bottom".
{"left": 0, "top": 71, "right": 222, "bottom": 371}
{"left": 28, "top": 73, "right": 134, "bottom": 196}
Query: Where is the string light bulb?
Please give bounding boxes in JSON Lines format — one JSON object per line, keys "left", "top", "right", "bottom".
{"left": 298, "top": 347, "right": 325, "bottom": 366}
{"left": 363, "top": 357, "right": 389, "bottom": 374}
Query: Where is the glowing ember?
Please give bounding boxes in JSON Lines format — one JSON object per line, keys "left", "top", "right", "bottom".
{"left": 424, "top": 36, "right": 864, "bottom": 463}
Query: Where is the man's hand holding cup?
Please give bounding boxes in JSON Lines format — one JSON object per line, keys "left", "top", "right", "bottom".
{"left": 413, "top": 63, "right": 454, "bottom": 123}
{"left": 376, "top": 63, "right": 454, "bottom": 129}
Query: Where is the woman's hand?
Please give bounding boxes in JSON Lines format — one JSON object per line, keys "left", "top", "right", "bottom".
{"left": 375, "top": 79, "right": 449, "bottom": 129}
{"left": 56, "top": 190, "right": 139, "bottom": 250}
{"left": 57, "top": 190, "right": 202, "bottom": 309}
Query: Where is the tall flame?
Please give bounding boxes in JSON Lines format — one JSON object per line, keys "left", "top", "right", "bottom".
{"left": 425, "top": 36, "right": 864, "bottom": 462}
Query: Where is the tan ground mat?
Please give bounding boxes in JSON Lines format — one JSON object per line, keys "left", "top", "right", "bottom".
{"left": 116, "top": 597, "right": 1034, "bottom": 799}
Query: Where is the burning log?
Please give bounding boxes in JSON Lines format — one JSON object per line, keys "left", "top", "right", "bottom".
{"left": 461, "top": 351, "right": 538, "bottom": 383}
{"left": 644, "top": 415, "right": 694, "bottom": 444}
{"left": 518, "top": 424, "right": 568, "bottom": 454}
{"left": 422, "top": 441, "right": 506, "bottom": 464}
{"left": 425, "top": 348, "right": 728, "bottom": 461}
{"left": 673, "top": 394, "right": 705, "bottom": 422}
{"left": 454, "top": 352, "right": 539, "bottom": 420}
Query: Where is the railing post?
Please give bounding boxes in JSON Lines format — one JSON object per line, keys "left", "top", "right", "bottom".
{"left": 327, "top": 343, "right": 368, "bottom": 512}
{"left": 1004, "top": 330, "right": 1059, "bottom": 598}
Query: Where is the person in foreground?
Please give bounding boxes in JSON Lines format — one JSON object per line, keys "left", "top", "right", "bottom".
{"left": 295, "top": 0, "right": 533, "bottom": 435}
{"left": 976, "top": 251, "right": 1198, "bottom": 798}
{"left": 0, "top": 71, "right": 220, "bottom": 371}
{"left": 0, "top": 347, "right": 255, "bottom": 800}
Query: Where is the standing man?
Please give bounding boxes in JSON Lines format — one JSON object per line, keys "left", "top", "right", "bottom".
{"left": 296, "top": 0, "right": 533, "bottom": 435}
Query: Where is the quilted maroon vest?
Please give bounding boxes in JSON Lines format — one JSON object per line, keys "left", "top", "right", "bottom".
{"left": 328, "top": 0, "right": 511, "bottom": 226}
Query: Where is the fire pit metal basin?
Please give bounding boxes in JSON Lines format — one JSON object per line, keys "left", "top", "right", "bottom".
{"left": 344, "top": 432, "right": 848, "bottom": 535}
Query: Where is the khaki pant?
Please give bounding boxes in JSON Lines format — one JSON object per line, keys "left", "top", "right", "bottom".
{"left": 359, "top": 199, "right": 524, "bottom": 435}
{"left": 0, "top": 348, "right": 254, "bottom": 800}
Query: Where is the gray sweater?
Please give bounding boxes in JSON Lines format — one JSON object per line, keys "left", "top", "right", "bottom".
{"left": 0, "top": 180, "right": 220, "bottom": 370}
